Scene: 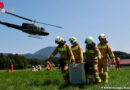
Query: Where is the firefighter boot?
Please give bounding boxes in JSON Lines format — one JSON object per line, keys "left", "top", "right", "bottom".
{"left": 99, "top": 72, "right": 104, "bottom": 82}
{"left": 95, "top": 76, "right": 101, "bottom": 83}
{"left": 88, "top": 75, "right": 93, "bottom": 84}
{"left": 103, "top": 72, "right": 108, "bottom": 83}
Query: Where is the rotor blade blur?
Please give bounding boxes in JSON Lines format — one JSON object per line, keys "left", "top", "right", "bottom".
{"left": 6, "top": 11, "right": 63, "bottom": 28}
{"left": 36, "top": 21, "right": 63, "bottom": 29}
{"left": 6, "top": 11, "right": 34, "bottom": 22}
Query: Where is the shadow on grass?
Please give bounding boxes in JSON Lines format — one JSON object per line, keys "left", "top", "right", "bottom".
{"left": 28, "top": 79, "right": 89, "bottom": 89}
{"left": 29, "top": 79, "right": 62, "bottom": 86}
{"left": 43, "top": 79, "right": 61, "bottom": 86}
{"left": 59, "top": 82, "right": 103, "bottom": 89}
{"left": 59, "top": 83, "right": 85, "bottom": 89}
{"left": 28, "top": 79, "right": 85, "bottom": 89}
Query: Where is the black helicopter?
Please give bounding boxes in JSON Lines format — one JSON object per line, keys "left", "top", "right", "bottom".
{"left": 0, "top": 1, "right": 62, "bottom": 39}
{"left": 0, "top": 20, "right": 49, "bottom": 36}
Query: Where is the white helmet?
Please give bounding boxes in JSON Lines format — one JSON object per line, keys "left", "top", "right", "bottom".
{"left": 55, "top": 36, "right": 64, "bottom": 44}
{"left": 85, "top": 36, "right": 95, "bottom": 44}
{"left": 99, "top": 34, "right": 107, "bottom": 39}
{"left": 69, "top": 37, "right": 77, "bottom": 44}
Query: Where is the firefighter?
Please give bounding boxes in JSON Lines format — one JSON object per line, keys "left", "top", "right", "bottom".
{"left": 46, "top": 36, "right": 75, "bottom": 84}
{"left": 8, "top": 60, "right": 14, "bottom": 72}
{"left": 46, "top": 61, "right": 52, "bottom": 70}
{"left": 85, "top": 36, "right": 101, "bottom": 84}
{"left": 116, "top": 56, "right": 120, "bottom": 71}
{"left": 69, "top": 37, "right": 83, "bottom": 64}
{"left": 98, "top": 34, "right": 115, "bottom": 83}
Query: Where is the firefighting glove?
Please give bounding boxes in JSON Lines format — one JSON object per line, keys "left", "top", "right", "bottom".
{"left": 71, "top": 60, "right": 75, "bottom": 64}
{"left": 112, "top": 58, "right": 116, "bottom": 64}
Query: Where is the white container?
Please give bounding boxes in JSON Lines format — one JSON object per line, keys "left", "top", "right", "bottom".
{"left": 69, "top": 63, "right": 86, "bottom": 84}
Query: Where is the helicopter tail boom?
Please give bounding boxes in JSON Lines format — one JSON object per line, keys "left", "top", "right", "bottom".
{"left": 0, "top": 20, "right": 22, "bottom": 30}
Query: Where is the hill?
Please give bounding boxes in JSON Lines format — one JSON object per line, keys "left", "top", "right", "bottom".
{"left": 23, "top": 46, "right": 59, "bottom": 59}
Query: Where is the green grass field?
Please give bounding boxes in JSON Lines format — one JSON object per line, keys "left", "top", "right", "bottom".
{"left": 0, "top": 67, "right": 130, "bottom": 90}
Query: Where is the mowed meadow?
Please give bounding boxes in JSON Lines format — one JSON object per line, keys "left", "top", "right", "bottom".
{"left": 0, "top": 67, "right": 130, "bottom": 90}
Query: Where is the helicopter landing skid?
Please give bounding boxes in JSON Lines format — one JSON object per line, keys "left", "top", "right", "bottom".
{"left": 28, "top": 35, "right": 42, "bottom": 39}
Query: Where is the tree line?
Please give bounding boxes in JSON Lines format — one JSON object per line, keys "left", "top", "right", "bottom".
{"left": 114, "top": 51, "right": 130, "bottom": 59}
{"left": 0, "top": 51, "right": 130, "bottom": 69}
{"left": 0, "top": 53, "right": 45, "bottom": 69}
{"left": 0, "top": 53, "right": 28, "bottom": 69}
{"left": 0, "top": 53, "right": 59, "bottom": 69}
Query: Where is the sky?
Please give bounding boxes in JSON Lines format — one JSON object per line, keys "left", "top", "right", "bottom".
{"left": 0, "top": 0, "right": 130, "bottom": 54}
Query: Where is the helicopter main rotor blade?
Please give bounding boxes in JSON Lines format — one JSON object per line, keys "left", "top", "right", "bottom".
{"left": 36, "top": 21, "right": 63, "bottom": 29}
{"left": 6, "top": 11, "right": 34, "bottom": 22}
{"left": 5, "top": 11, "right": 63, "bottom": 29}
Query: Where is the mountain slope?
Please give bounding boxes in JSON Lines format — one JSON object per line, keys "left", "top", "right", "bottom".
{"left": 23, "top": 46, "right": 59, "bottom": 59}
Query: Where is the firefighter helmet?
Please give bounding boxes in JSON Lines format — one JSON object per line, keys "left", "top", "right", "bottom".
{"left": 55, "top": 36, "right": 64, "bottom": 44}
{"left": 99, "top": 34, "right": 107, "bottom": 39}
{"left": 69, "top": 37, "right": 77, "bottom": 44}
{"left": 85, "top": 36, "right": 95, "bottom": 44}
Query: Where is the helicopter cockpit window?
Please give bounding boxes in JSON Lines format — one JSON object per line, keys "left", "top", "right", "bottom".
{"left": 41, "top": 27, "right": 44, "bottom": 31}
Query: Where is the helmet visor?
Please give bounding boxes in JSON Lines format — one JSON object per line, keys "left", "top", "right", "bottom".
{"left": 55, "top": 40, "right": 59, "bottom": 44}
